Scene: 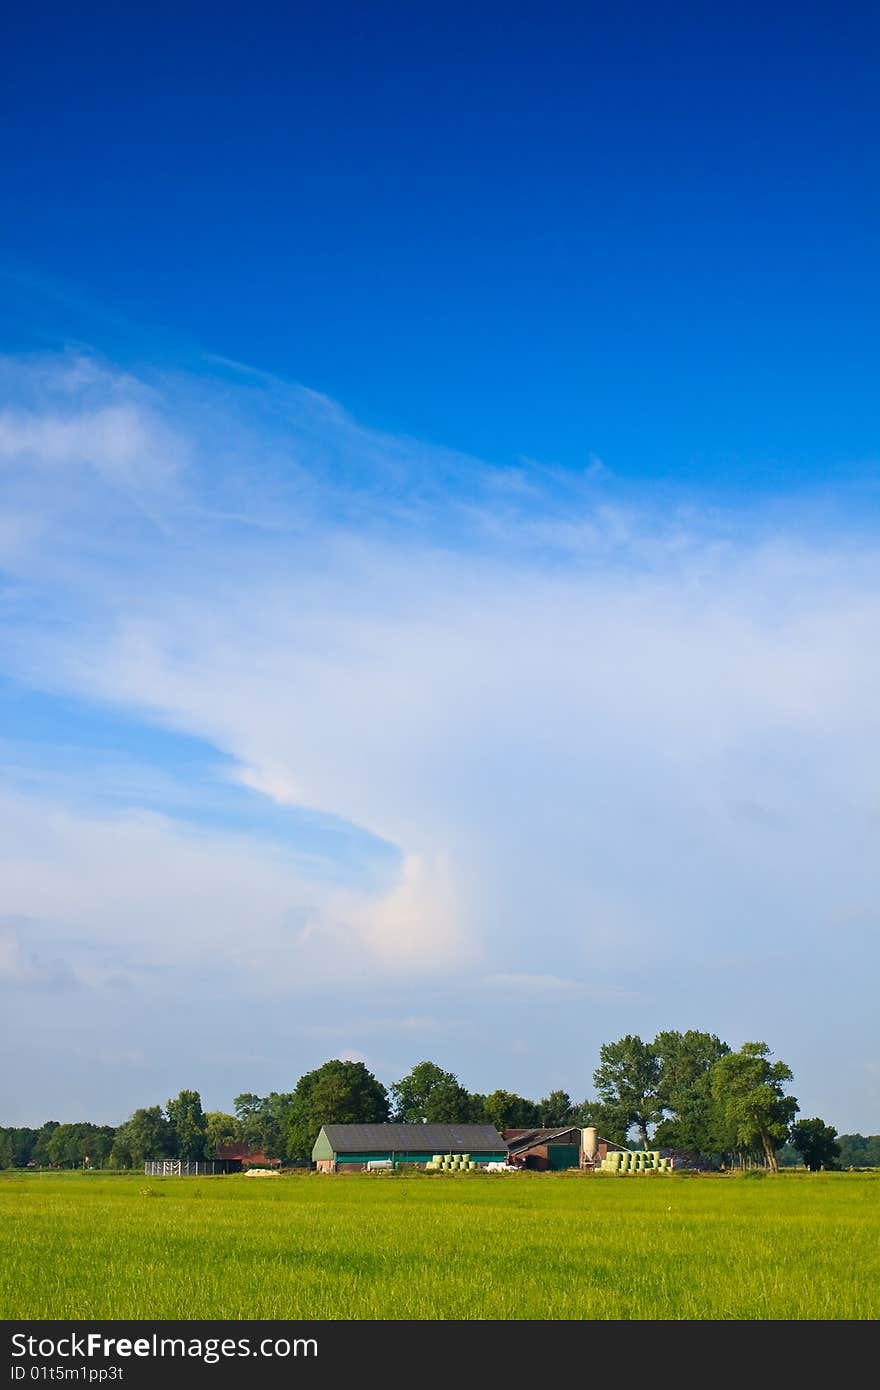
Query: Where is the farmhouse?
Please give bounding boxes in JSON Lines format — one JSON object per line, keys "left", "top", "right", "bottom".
{"left": 312, "top": 1123, "right": 507, "bottom": 1171}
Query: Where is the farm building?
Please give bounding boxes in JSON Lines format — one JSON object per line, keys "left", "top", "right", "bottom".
{"left": 312, "top": 1123, "right": 507, "bottom": 1171}
{"left": 144, "top": 1159, "right": 240, "bottom": 1176}
{"left": 144, "top": 1145, "right": 281, "bottom": 1177}
{"left": 504, "top": 1126, "right": 628, "bottom": 1170}
{"left": 215, "top": 1143, "right": 281, "bottom": 1168}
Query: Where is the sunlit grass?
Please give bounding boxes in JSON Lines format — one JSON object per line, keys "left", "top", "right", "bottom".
{"left": 1, "top": 1170, "right": 875, "bottom": 1320}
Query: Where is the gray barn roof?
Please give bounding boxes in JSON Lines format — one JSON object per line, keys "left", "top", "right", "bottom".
{"left": 320, "top": 1123, "right": 505, "bottom": 1153}
{"left": 506, "top": 1127, "right": 582, "bottom": 1153}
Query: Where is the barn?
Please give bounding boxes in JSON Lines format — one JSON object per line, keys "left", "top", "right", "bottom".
{"left": 312, "top": 1123, "right": 507, "bottom": 1171}
{"left": 504, "top": 1126, "right": 628, "bottom": 1170}
{"left": 215, "top": 1143, "right": 281, "bottom": 1169}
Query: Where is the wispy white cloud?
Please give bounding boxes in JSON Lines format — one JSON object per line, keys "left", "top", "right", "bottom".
{"left": 2, "top": 348, "right": 880, "bottom": 1125}
{"left": 0, "top": 921, "right": 76, "bottom": 990}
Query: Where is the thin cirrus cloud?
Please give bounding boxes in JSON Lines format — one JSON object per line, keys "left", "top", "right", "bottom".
{"left": 1, "top": 347, "right": 879, "bottom": 1125}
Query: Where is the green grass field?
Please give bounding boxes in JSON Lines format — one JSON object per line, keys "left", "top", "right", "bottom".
{"left": 1, "top": 1170, "right": 876, "bottom": 1320}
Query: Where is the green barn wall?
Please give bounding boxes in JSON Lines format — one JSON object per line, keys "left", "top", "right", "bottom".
{"left": 547, "top": 1145, "right": 580, "bottom": 1170}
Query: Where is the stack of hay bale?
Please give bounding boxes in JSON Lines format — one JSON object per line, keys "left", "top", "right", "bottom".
{"left": 424, "top": 1153, "right": 477, "bottom": 1172}
{"left": 599, "top": 1150, "right": 671, "bottom": 1173}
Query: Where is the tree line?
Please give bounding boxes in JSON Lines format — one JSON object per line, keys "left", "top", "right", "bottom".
{"left": 0, "top": 1031, "right": 864, "bottom": 1172}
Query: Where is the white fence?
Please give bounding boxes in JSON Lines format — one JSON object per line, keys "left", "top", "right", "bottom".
{"left": 143, "top": 1159, "right": 233, "bottom": 1176}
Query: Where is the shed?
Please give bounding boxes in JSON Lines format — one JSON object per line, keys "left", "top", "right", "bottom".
{"left": 312, "top": 1123, "right": 507, "bottom": 1171}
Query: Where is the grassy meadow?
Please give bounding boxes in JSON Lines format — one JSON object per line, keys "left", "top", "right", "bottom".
{"left": 1, "top": 1169, "right": 876, "bottom": 1320}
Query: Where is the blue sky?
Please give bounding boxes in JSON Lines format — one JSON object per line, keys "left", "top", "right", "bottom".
{"left": 1, "top": 3, "right": 879, "bottom": 1130}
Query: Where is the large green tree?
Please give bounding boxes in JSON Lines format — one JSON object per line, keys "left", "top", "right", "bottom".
{"left": 112, "top": 1106, "right": 173, "bottom": 1167}
{"left": 537, "top": 1090, "right": 574, "bottom": 1127}
{"left": 593, "top": 1035, "right": 661, "bottom": 1148}
{"left": 287, "top": 1060, "right": 389, "bottom": 1163}
{"left": 482, "top": 1090, "right": 540, "bottom": 1132}
{"left": 652, "top": 1029, "right": 732, "bottom": 1157}
{"left": 166, "top": 1090, "right": 207, "bottom": 1161}
{"left": 31, "top": 1122, "right": 61, "bottom": 1167}
{"left": 233, "top": 1092, "right": 295, "bottom": 1160}
{"left": 789, "top": 1118, "right": 840, "bottom": 1171}
{"left": 0, "top": 1128, "right": 37, "bottom": 1168}
{"left": 710, "top": 1043, "right": 798, "bottom": 1171}
{"left": 45, "top": 1123, "right": 116, "bottom": 1168}
{"left": 424, "top": 1081, "right": 475, "bottom": 1123}
{"left": 232, "top": 1093, "right": 264, "bottom": 1133}
{"left": 390, "top": 1062, "right": 459, "bottom": 1122}
{"left": 205, "top": 1112, "right": 242, "bottom": 1156}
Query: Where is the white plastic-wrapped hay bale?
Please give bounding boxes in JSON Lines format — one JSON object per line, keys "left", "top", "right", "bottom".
{"left": 243, "top": 1168, "right": 280, "bottom": 1178}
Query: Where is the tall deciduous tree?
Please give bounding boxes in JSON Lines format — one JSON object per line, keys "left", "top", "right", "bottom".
{"left": 538, "top": 1091, "right": 574, "bottom": 1127}
{"left": 390, "top": 1062, "right": 459, "bottom": 1122}
{"left": 593, "top": 1035, "right": 661, "bottom": 1148}
{"left": 482, "top": 1090, "right": 540, "bottom": 1132}
{"left": 0, "top": 1127, "right": 37, "bottom": 1168}
{"left": 652, "top": 1030, "right": 731, "bottom": 1157}
{"left": 233, "top": 1093, "right": 294, "bottom": 1160}
{"left": 789, "top": 1118, "right": 840, "bottom": 1171}
{"left": 31, "top": 1122, "right": 61, "bottom": 1167}
{"left": 424, "top": 1081, "right": 474, "bottom": 1123}
{"left": 45, "top": 1122, "right": 114, "bottom": 1168}
{"left": 232, "top": 1093, "right": 264, "bottom": 1132}
{"left": 710, "top": 1043, "right": 798, "bottom": 1171}
{"left": 287, "top": 1060, "right": 389, "bottom": 1163}
{"left": 205, "top": 1112, "right": 242, "bottom": 1156}
{"left": 113, "top": 1106, "right": 173, "bottom": 1167}
{"left": 166, "top": 1090, "right": 207, "bottom": 1161}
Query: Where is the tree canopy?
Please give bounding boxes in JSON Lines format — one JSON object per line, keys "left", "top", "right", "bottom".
{"left": 710, "top": 1043, "right": 798, "bottom": 1171}
{"left": 286, "top": 1060, "right": 389, "bottom": 1163}
{"left": 166, "top": 1090, "right": 207, "bottom": 1161}
{"left": 789, "top": 1117, "right": 840, "bottom": 1171}
{"left": 652, "top": 1029, "right": 731, "bottom": 1157}
{"left": 481, "top": 1090, "right": 540, "bottom": 1132}
{"left": 110, "top": 1107, "right": 173, "bottom": 1167}
{"left": 537, "top": 1090, "right": 575, "bottom": 1127}
{"left": 593, "top": 1034, "right": 661, "bottom": 1148}
{"left": 205, "top": 1112, "right": 241, "bottom": 1156}
{"left": 390, "top": 1062, "right": 460, "bottom": 1123}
